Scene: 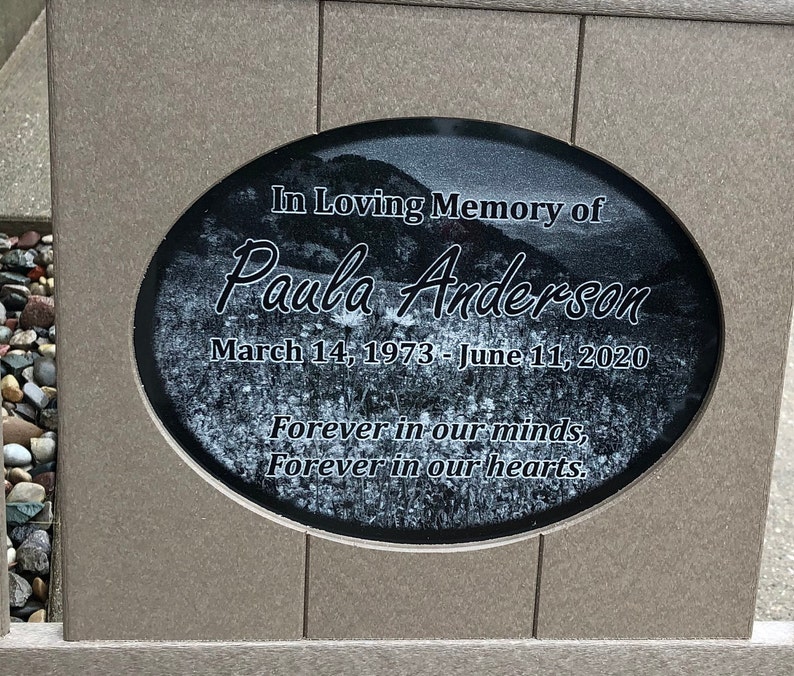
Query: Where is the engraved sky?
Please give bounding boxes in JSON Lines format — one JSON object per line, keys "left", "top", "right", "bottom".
{"left": 315, "top": 129, "right": 677, "bottom": 279}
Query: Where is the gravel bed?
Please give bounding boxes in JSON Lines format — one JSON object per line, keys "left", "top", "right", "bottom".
{"left": 3, "top": 229, "right": 56, "bottom": 624}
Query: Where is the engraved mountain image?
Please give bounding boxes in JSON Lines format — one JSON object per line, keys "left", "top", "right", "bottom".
{"left": 139, "top": 122, "right": 721, "bottom": 543}
{"left": 187, "top": 152, "right": 568, "bottom": 286}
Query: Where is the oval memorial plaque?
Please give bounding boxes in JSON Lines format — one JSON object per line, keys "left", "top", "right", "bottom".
{"left": 135, "top": 118, "right": 721, "bottom": 543}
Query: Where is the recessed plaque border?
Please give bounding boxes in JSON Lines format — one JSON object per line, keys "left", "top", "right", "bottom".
{"left": 133, "top": 117, "right": 724, "bottom": 545}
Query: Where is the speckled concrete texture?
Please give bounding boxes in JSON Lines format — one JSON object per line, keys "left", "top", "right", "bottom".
{"left": 758, "top": 324, "right": 794, "bottom": 621}
{"left": 0, "top": 1, "right": 44, "bottom": 67}
{"left": 2, "top": 623, "right": 794, "bottom": 674}
{"left": 306, "top": 538, "right": 538, "bottom": 639}
{"left": 535, "top": 16, "right": 793, "bottom": 638}
{"left": 340, "top": 0, "right": 794, "bottom": 25}
{"left": 47, "top": 0, "right": 319, "bottom": 640}
{"left": 0, "top": 12, "right": 49, "bottom": 226}
{"left": 321, "top": 1, "right": 579, "bottom": 140}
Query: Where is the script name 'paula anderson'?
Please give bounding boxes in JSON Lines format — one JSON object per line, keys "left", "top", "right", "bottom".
{"left": 215, "top": 239, "right": 650, "bottom": 325}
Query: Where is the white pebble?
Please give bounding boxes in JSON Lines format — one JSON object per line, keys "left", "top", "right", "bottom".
{"left": 38, "top": 343, "right": 56, "bottom": 359}
{"left": 3, "top": 443, "right": 32, "bottom": 467}
{"left": 30, "top": 436, "right": 56, "bottom": 464}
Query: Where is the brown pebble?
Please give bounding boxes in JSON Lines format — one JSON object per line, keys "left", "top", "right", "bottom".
{"left": 3, "top": 388, "right": 23, "bottom": 403}
{"left": 1, "top": 374, "right": 24, "bottom": 403}
{"left": 8, "top": 467, "right": 32, "bottom": 484}
{"left": 4, "top": 479, "right": 11, "bottom": 496}
{"left": 27, "top": 609, "right": 47, "bottom": 623}
{"left": 32, "top": 577, "right": 48, "bottom": 603}
{"left": 2, "top": 416, "right": 44, "bottom": 446}
{"left": 32, "top": 472, "right": 56, "bottom": 498}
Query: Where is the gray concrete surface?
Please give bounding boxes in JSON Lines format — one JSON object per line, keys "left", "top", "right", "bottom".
{"left": 0, "top": 11, "right": 49, "bottom": 228}
{"left": 0, "top": 0, "right": 44, "bottom": 69}
{"left": 0, "top": 10, "right": 791, "bottom": 623}
{"left": 757, "top": 324, "right": 794, "bottom": 621}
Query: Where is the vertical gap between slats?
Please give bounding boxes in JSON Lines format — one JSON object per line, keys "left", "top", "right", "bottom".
{"left": 302, "top": 533, "right": 311, "bottom": 638}
{"left": 303, "top": 1, "right": 324, "bottom": 638}
{"left": 533, "top": 15, "right": 587, "bottom": 637}
{"left": 316, "top": 1, "right": 325, "bottom": 133}
{"left": 570, "top": 15, "right": 587, "bottom": 145}
{"left": 531, "top": 534, "right": 545, "bottom": 637}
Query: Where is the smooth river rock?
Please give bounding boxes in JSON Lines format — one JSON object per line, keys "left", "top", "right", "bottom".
{"left": 32, "top": 356, "right": 56, "bottom": 387}
{"left": 28, "top": 609, "right": 47, "bottom": 623}
{"left": 7, "top": 466, "right": 32, "bottom": 484}
{"left": 17, "top": 230, "right": 41, "bottom": 249}
{"left": 5, "top": 481, "right": 46, "bottom": 504}
{"left": 10, "top": 599, "right": 45, "bottom": 621}
{"left": 32, "top": 576, "right": 48, "bottom": 603}
{"left": 20, "top": 364, "right": 34, "bottom": 383}
{"left": 32, "top": 471, "right": 55, "bottom": 498}
{"left": 38, "top": 343, "right": 56, "bottom": 360}
{"left": 0, "top": 290, "right": 28, "bottom": 311}
{"left": 23, "top": 381, "right": 49, "bottom": 410}
{"left": 30, "top": 436, "right": 56, "bottom": 464}
{"left": 3, "top": 416, "right": 44, "bottom": 449}
{"left": 9, "top": 328, "right": 37, "bottom": 350}
{"left": 1, "top": 373, "right": 24, "bottom": 402}
{"left": 0, "top": 270, "right": 30, "bottom": 286}
{"left": 3, "top": 442, "right": 32, "bottom": 466}
{"left": 14, "top": 402, "right": 37, "bottom": 422}
{"left": 28, "top": 460, "right": 55, "bottom": 478}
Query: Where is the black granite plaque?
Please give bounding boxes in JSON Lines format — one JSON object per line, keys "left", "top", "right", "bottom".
{"left": 135, "top": 118, "right": 722, "bottom": 543}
